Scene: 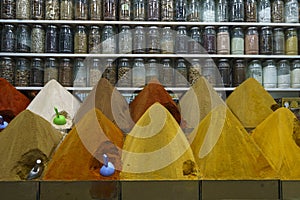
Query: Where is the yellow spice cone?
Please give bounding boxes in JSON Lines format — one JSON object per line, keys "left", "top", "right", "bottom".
{"left": 226, "top": 78, "right": 277, "bottom": 129}
{"left": 189, "top": 105, "right": 277, "bottom": 180}
{"left": 120, "top": 103, "right": 199, "bottom": 180}
{"left": 251, "top": 108, "right": 300, "bottom": 180}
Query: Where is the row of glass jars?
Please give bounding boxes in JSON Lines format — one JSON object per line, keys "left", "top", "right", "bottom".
{"left": 1, "top": 24, "right": 300, "bottom": 55}
{"left": 1, "top": 0, "right": 299, "bottom": 23}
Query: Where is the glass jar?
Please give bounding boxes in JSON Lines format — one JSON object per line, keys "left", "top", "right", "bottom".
{"left": 216, "top": 0, "right": 229, "bottom": 22}
{"left": 245, "top": 27, "right": 259, "bottom": 55}
{"left": 202, "top": 0, "right": 215, "bottom": 22}
{"left": 132, "top": 58, "right": 146, "bottom": 86}
{"left": 231, "top": 27, "right": 244, "bottom": 54}
{"left": 118, "top": 25, "right": 133, "bottom": 54}
{"left": 258, "top": 0, "right": 271, "bottom": 22}
{"left": 203, "top": 26, "right": 216, "bottom": 54}
{"left": 88, "top": 58, "right": 101, "bottom": 87}
{"left": 233, "top": 59, "right": 246, "bottom": 86}
{"left": 0, "top": 57, "right": 15, "bottom": 84}
{"left": 88, "top": 25, "right": 101, "bottom": 53}
{"left": 271, "top": 0, "right": 284, "bottom": 22}
{"left": 15, "top": 58, "right": 30, "bottom": 86}
{"left": 148, "top": 0, "right": 160, "bottom": 20}
{"left": 44, "top": 58, "right": 58, "bottom": 84}
{"left": 175, "top": 59, "right": 188, "bottom": 86}
{"left": 147, "top": 26, "right": 160, "bottom": 53}
{"left": 245, "top": 0, "right": 257, "bottom": 22}
{"left": 188, "top": 0, "right": 200, "bottom": 21}
{"left": 75, "top": 0, "right": 88, "bottom": 19}
{"left": 175, "top": 0, "right": 187, "bottom": 21}
{"left": 202, "top": 59, "right": 217, "bottom": 86}
{"left": 1, "top": 24, "right": 16, "bottom": 52}
{"left": 217, "top": 26, "right": 230, "bottom": 54}
{"left": 59, "top": 58, "right": 73, "bottom": 87}
{"left": 175, "top": 26, "right": 188, "bottom": 54}
{"left": 277, "top": 60, "right": 291, "bottom": 88}
{"left": 1, "top": 0, "right": 16, "bottom": 19}
{"left": 247, "top": 59, "right": 262, "bottom": 85}
{"left": 102, "top": 58, "right": 117, "bottom": 85}
{"left": 161, "top": 0, "right": 174, "bottom": 21}
{"left": 30, "top": 58, "right": 44, "bottom": 86}
{"left": 273, "top": 28, "right": 285, "bottom": 55}
{"left": 60, "top": 0, "right": 74, "bottom": 20}
{"left": 73, "top": 58, "right": 87, "bottom": 87}
{"left": 161, "top": 26, "right": 174, "bottom": 54}
{"left": 45, "top": 0, "right": 60, "bottom": 20}
{"left": 189, "top": 58, "right": 202, "bottom": 85}
{"left": 133, "top": 0, "right": 145, "bottom": 20}
{"left": 286, "top": 28, "right": 298, "bottom": 55}
{"left": 103, "top": 0, "right": 116, "bottom": 20}
{"left": 31, "top": 25, "right": 45, "bottom": 53}
{"left": 133, "top": 26, "right": 146, "bottom": 53}
{"left": 291, "top": 60, "right": 300, "bottom": 88}
{"left": 285, "top": 0, "right": 299, "bottom": 23}
{"left": 188, "top": 26, "right": 202, "bottom": 54}
{"left": 161, "top": 58, "right": 174, "bottom": 86}
{"left": 101, "top": 25, "right": 116, "bottom": 54}
{"left": 230, "top": 0, "right": 244, "bottom": 21}
{"left": 32, "top": 0, "right": 44, "bottom": 19}
{"left": 74, "top": 25, "right": 88, "bottom": 53}
{"left": 59, "top": 25, "right": 73, "bottom": 53}
{"left": 263, "top": 59, "right": 277, "bottom": 88}
{"left": 260, "top": 26, "right": 273, "bottom": 55}
{"left": 16, "top": 0, "right": 30, "bottom": 19}
{"left": 89, "top": 0, "right": 102, "bottom": 20}
{"left": 45, "top": 25, "right": 59, "bottom": 53}
{"left": 218, "top": 59, "right": 231, "bottom": 87}
{"left": 16, "top": 24, "right": 31, "bottom": 53}
{"left": 146, "top": 58, "right": 159, "bottom": 83}
{"left": 117, "top": 58, "right": 132, "bottom": 86}
{"left": 119, "top": 0, "right": 131, "bottom": 20}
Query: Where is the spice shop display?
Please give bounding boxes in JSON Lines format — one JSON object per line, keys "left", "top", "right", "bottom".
{"left": 0, "top": 110, "right": 62, "bottom": 180}
{"left": 121, "top": 103, "right": 198, "bottom": 180}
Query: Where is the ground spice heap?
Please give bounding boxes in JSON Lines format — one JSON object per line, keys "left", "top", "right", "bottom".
{"left": 251, "top": 108, "right": 300, "bottom": 180}
{"left": 121, "top": 103, "right": 199, "bottom": 180}
{"left": 189, "top": 105, "right": 276, "bottom": 180}
{"left": 129, "top": 80, "right": 181, "bottom": 124}
{"left": 75, "top": 78, "right": 133, "bottom": 133}
{"left": 180, "top": 76, "right": 225, "bottom": 130}
{"left": 0, "top": 78, "right": 30, "bottom": 122}
{"left": 27, "top": 79, "right": 81, "bottom": 130}
{"left": 43, "top": 108, "right": 124, "bottom": 180}
{"left": 226, "top": 78, "right": 277, "bottom": 129}
{"left": 0, "top": 110, "right": 62, "bottom": 180}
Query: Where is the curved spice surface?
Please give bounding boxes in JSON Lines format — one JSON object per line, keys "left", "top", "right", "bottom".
{"left": 0, "top": 110, "right": 62, "bottom": 180}
{"left": 121, "top": 103, "right": 199, "bottom": 180}
{"left": 226, "top": 78, "right": 277, "bottom": 129}
{"left": 43, "top": 108, "right": 124, "bottom": 180}
{"left": 189, "top": 105, "right": 276, "bottom": 180}
{"left": 0, "top": 78, "right": 30, "bottom": 122}
{"left": 129, "top": 80, "right": 181, "bottom": 124}
{"left": 251, "top": 108, "right": 300, "bottom": 180}
{"left": 74, "top": 78, "right": 133, "bottom": 133}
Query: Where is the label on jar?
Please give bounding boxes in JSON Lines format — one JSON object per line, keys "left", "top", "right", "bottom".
{"left": 245, "top": 34, "right": 259, "bottom": 54}
{"left": 217, "top": 32, "right": 230, "bottom": 54}
{"left": 259, "top": 7, "right": 271, "bottom": 22}
{"left": 278, "top": 74, "right": 291, "bottom": 88}
{"left": 231, "top": 37, "right": 244, "bottom": 54}
{"left": 203, "top": 10, "right": 215, "bottom": 22}
{"left": 286, "top": 36, "right": 298, "bottom": 55}
{"left": 291, "top": 68, "right": 300, "bottom": 88}
{"left": 263, "top": 66, "right": 277, "bottom": 88}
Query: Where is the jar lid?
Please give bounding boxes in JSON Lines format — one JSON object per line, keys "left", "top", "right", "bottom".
{"left": 32, "top": 58, "right": 42, "bottom": 61}
{"left": 163, "top": 26, "right": 171, "bottom": 29}
{"left": 261, "top": 26, "right": 271, "bottom": 30}
{"left": 218, "top": 26, "right": 229, "bottom": 30}
{"left": 104, "top": 25, "right": 113, "bottom": 28}
{"left": 1, "top": 57, "right": 13, "bottom": 60}
{"left": 121, "top": 25, "right": 131, "bottom": 29}
{"left": 120, "top": 58, "right": 129, "bottom": 61}
{"left": 191, "top": 58, "right": 200, "bottom": 61}
{"left": 233, "top": 27, "right": 242, "bottom": 30}
{"left": 248, "top": 27, "right": 257, "bottom": 30}
{"left": 219, "top": 59, "right": 228, "bottom": 62}
{"left": 205, "top": 26, "right": 215, "bottom": 29}
{"left": 61, "top": 58, "right": 71, "bottom": 61}
{"left": 4, "top": 24, "right": 14, "bottom": 28}
{"left": 274, "top": 27, "right": 283, "bottom": 31}
{"left": 287, "top": 27, "right": 296, "bottom": 31}
{"left": 149, "top": 58, "right": 157, "bottom": 62}
{"left": 33, "top": 24, "right": 43, "bottom": 28}
{"left": 135, "top": 26, "right": 144, "bottom": 29}
{"left": 134, "top": 58, "right": 144, "bottom": 61}
{"left": 149, "top": 26, "right": 158, "bottom": 29}
{"left": 61, "top": 24, "right": 71, "bottom": 28}
{"left": 177, "top": 26, "right": 186, "bottom": 29}
{"left": 191, "top": 26, "right": 200, "bottom": 30}
{"left": 47, "top": 24, "right": 58, "bottom": 28}
{"left": 47, "top": 58, "right": 57, "bottom": 61}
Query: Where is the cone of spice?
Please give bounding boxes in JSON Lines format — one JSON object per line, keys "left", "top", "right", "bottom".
{"left": 121, "top": 103, "right": 199, "bottom": 180}
{"left": 0, "top": 110, "right": 62, "bottom": 180}
{"left": 251, "top": 108, "right": 300, "bottom": 180}
{"left": 27, "top": 79, "right": 81, "bottom": 130}
{"left": 74, "top": 78, "right": 133, "bottom": 133}
{"left": 43, "top": 108, "right": 124, "bottom": 180}
{"left": 189, "top": 105, "right": 277, "bottom": 180}
{"left": 129, "top": 79, "right": 181, "bottom": 124}
{"left": 0, "top": 78, "right": 30, "bottom": 122}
